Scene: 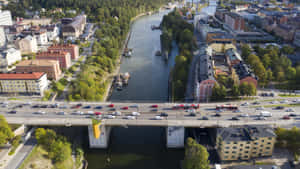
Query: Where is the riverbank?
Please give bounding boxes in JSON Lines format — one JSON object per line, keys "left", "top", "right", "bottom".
{"left": 103, "top": 8, "right": 165, "bottom": 101}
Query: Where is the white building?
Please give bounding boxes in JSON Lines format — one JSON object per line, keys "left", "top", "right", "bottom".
{"left": 0, "top": 72, "right": 48, "bottom": 96}
{"left": 41, "top": 25, "right": 60, "bottom": 41}
{"left": 15, "top": 35, "right": 38, "bottom": 54}
{"left": 0, "top": 48, "right": 21, "bottom": 72}
{"left": 35, "top": 31, "right": 48, "bottom": 45}
{"left": 0, "top": 26, "right": 6, "bottom": 47}
{"left": 0, "top": 10, "right": 12, "bottom": 26}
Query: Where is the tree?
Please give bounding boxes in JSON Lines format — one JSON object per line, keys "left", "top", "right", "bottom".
{"left": 211, "top": 84, "right": 227, "bottom": 101}
{"left": 281, "top": 45, "right": 294, "bottom": 55}
{"left": 241, "top": 44, "right": 251, "bottom": 59}
{"left": 182, "top": 137, "right": 210, "bottom": 169}
{"left": 247, "top": 82, "right": 257, "bottom": 96}
{"left": 0, "top": 115, "right": 14, "bottom": 146}
{"left": 231, "top": 84, "right": 240, "bottom": 97}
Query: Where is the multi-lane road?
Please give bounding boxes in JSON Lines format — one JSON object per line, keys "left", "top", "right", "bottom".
{"left": 1, "top": 98, "right": 300, "bottom": 127}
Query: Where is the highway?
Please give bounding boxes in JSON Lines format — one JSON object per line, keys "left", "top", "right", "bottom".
{"left": 0, "top": 98, "right": 300, "bottom": 127}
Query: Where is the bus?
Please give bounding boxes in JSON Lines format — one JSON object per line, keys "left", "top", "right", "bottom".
{"left": 216, "top": 104, "right": 238, "bottom": 110}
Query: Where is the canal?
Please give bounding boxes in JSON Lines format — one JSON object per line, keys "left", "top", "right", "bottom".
{"left": 85, "top": 2, "right": 218, "bottom": 168}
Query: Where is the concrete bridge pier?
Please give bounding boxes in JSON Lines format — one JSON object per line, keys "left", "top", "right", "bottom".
{"left": 166, "top": 126, "right": 185, "bottom": 148}
{"left": 88, "top": 125, "right": 112, "bottom": 148}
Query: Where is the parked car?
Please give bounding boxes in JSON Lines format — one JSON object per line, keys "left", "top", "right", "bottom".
{"left": 289, "top": 113, "right": 297, "bottom": 117}
{"left": 241, "top": 102, "right": 249, "bottom": 106}
{"left": 106, "top": 115, "right": 116, "bottom": 119}
{"left": 255, "top": 116, "right": 266, "bottom": 120}
{"left": 256, "top": 106, "right": 264, "bottom": 110}
{"left": 94, "top": 112, "right": 102, "bottom": 116}
{"left": 34, "top": 111, "right": 46, "bottom": 115}
{"left": 72, "top": 111, "right": 84, "bottom": 115}
{"left": 240, "top": 113, "right": 249, "bottom": 117}
{"left": 252, "top": 101, "right": 260, "bottom": 105}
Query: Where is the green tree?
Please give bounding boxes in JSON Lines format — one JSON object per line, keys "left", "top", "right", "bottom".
{"left": 231, "top": 84, "right": 240, "bottom": 97}
{"left": 241, "top": 44, "right": 251, "bottom": 59}
{"left": 182, "top": 138, "right": 210, "bottom": 169}
{"left": 211, "top": 84, "right": 227, "bottom": 101}
{"left": 0, "top": 115, "right": 14, "bottom": 146}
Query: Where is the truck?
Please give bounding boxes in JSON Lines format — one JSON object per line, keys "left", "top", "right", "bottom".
{"left": 260, "top": 111, "right": 272, "bottom": 117}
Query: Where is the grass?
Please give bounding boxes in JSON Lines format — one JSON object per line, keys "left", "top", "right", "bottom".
{"left": 54, "top": 153, "right": 74, "bottom": 169}
{"left": 255, "top": 161, "right": 276, "bottom": 165}
{"left": 18, "top": 146, "right": 39, "bottom": 169}
{"left": 279, "top": 94, "right": 300, "bottom": 97}
{"left": 252, "top": 103, "right": 300, "bottom": 108}
{"left": 9, "top": 124, "right": 21, "bottom": 131}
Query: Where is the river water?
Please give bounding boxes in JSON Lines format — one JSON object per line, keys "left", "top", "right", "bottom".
{"left": 85, "top": 3, "right": 217, "bottom": 169}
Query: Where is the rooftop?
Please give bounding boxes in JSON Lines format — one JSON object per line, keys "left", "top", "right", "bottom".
{"left": 16, "top": 59, "right": 59, "bottom": 67}
{"left": 229, "top": 165, "right": 280, "bottom": 169}
{"left": 0, "top": 72, "right": 45, "bottom": 80}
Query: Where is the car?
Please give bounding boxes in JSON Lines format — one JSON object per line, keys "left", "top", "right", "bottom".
{"left": 126, "top": 116, "right": 136, "bottom": 120}
{"left": 57, "top": 111, "right": 66, "bottom": 115}
{"left": 233, "top": 109, "right": 241, "bottom": 113}
{"left": 2, "top": 104, "right": 8, "bottom": 108}
{"left": 271, "top": 101, "right": 279, "bottom": 104}
{"left": 289, "top": 113, "right": 297, "bottom": 117}
{"left": 215, "top": 113, "right": 221, "bottom": 117}
{"left": 24, "top": 102, "right": 32, "bottom": 105}
{"left": 94, "top": 112, "right": 102, "bottom": 115}
{"left": 49, "top": 104, "right": 57, "bottom": 108}
{"left": 255, "top": 116, "right": 266, "bottom": 120}
{"left": 200, "top": 116, "right": 209, "bottom": 120}
{"left": 40, "top": 105, "right": 48, "bottom": 108}
{"left": 86, "top": 111, "right": 94, "bottom": 115}
{"left": 112, "top": 111, "right": 122, "bottom": 116}
{"left": 189, "top": 112, "right": 196, "bottom": 117}
{"left": 241, "top": 102, "right": 249, "bottom": 106}
{"left": 231, "top": 117, "right": 240, "bottom": 121}
{"left": 155, "top": 116, "right": 163, "bottom": 120}
{"left": 130, "top": 105, "right": 139, "bottom": 108}
{"left": 72, "top": 111, "right": 84, "bottom": 115}
{"left": 94, "top": 106, "right": 103, "bottom": 109}
{"left": 132, "top": 112, "right": 141, "bottom": 116}
{"left": 280, "top": 100, "right": 289, "bottom": 104}
{"left": 283, "top": 115, "right": 291, "bottom": 120}
{"left": 216, "top": 109, "right": 223, "bottom": 113}
{"left": 32, "top": 105, "right": 40, "bottom": 108}
{"left": 122, "top": 106, "right": 129, "bottom": 110}
{"left": 34, "top": 111, "right": 46, "bottom": 115}
{"left": 106, "top": 115, "right": 116, "bottom": 119}
{"left": 108, "top": 104, "right": 114, "bottom": 108}
{"left": 240, "top": 113, "right": 249, "bottom": 117}
{"left": 110, "top": 108, "right": 116, "bottom": 111}
{"left": 252, "top": 101, "right": 260, "bottom": 105}
{"left": 160, "top": 112, "right": 168, "bottom": 117}
{"left": 7, "top": 110, "right": 17, "bottom": 114}
{"left": 187, "top": 109, "right": 196, "bottom": 113}
{"left": 256, "top": 106, "right": 264, "bottom": 110}
{"left": 151, "top": 109, "right": 158, "bottom": 112}
{"left": 292, "top": 99, "right": 300, "bottom": 103}
{"left": 76, "top": 103, "right": 83, "bottom": 107}
{"left": 83, "top": 105, "right": 91, "bottom": 109}
{"left": 286, "top": 108, "right": 294, "bottom": 112}
{"left": 151, "top": 104, "right": 158, "bottom": 108}
{"left": 59, "top": 105, "right": 68, "bottom": 109}
{"left": 275, "top": 106, "right": 285, "bottom": 110}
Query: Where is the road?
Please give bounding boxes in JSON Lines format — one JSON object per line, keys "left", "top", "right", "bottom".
{"left": 1, "top": 98, "right": 300, "bottom": 127}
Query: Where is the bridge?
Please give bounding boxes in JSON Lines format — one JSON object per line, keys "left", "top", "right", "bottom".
{"left": 1, "top": 99, "right": 300, "bottom": 148}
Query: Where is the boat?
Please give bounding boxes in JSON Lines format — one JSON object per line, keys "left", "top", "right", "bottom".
{"left": 151, "top": 25, "right": 160, "bottom": 30}
{"left": 121, "top": 72, "right": 130, "bottom": 85}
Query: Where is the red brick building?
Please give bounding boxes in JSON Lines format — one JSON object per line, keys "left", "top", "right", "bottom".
{"left": 48, "top": 44, "right": 79, "bottom": 60}
{"left": 224, "top": 13, "right": 245, "bottom": 31}
{"left": 36, "top": 51, "right": 71, "bottom": 69}
{"left": 196, "top": 79, "right": 216, "bottom": 102}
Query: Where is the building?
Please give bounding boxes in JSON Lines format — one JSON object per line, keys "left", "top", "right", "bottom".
{"left": 61, "top": 15, "right": 86, "bottom": 38}
{"left": 224, "top": 12, "right": 245, "bottom": 31}
{"left": 216, "top": 126, "right": 276, "bottom": 161}
{"left": 17, "top": 18, "right": 52, "bottom": 26}
{"left": 15, "top": 35, "right": 38, "bottom": 54}
{"left": 225, "top": 48, "right": 242, "bottom": 66}
{"left": 293, "top": 30, "right": 300, "bottom": 47}
{"left": 273, "top": 24, "right": 296, "bottom": 42}
{"left": 40, "top": 25, "right": 59, "bottom": 42}
{"left": 15, "top": 59, "right": 61, "bottom": 80}
{"left": 36, "top": 51, "right": 71, "bottom": 69}
{"left": 48, "top": 44, "right": 79, "bottom": 60}
{"left": 233, "top": 63, "right": 258, "bottom": 87}
{"left": 206, "top": 31, "right": 235, "bottom": 44}
{"left": 0, "top": 26, "right": 6, "bottom": 47}
{"left": 21, "top": 26, "right": 48, "bottom": 45}
{"left": 229, "top": 165, "right": 281, "bottom": 169}
{"left": 0, "top": 48, "right": 21, "bottom": 72}
{"left": 0, "top": 72, "right": 48, "bottom": 96}
{"left": 0, "top": 10, "right": 12, "bottom": 26}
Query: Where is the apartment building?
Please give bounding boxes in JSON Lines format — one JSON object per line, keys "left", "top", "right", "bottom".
{"left": 15, "top": 35, "right": 38, "bottom": 54}
{"left": 21, "top": 26, "right": 48, "bottom": 45}
{"left": 224, "top": 13, "right": 245, "bottom": 31}
{"left": 206, "top": 31, "right": 235, "bottom": 44}
{"left": 48, "top": 44, "right": 79, "bottom": 60}
{"left": 0, "top": 48, "right": 21, "bottom": 72}
{"left": 0, "top": 10, "right": 12, "bottom": 26}
{"left": 216, "top": 126, "right": 276, "bottom": 161}
{"left": 15, "top": 59, "right": 61, "bottom": 80}
{"left": 0, "top": 72, "right": 48, "bottom": 96}
{"left": 293, "top": 30, "right": 300, "bottom": 47}
{"left": 61, "top": 15, "right": 86, "bottom": 38}
{"left": 36, "top": 51, "right": 71, "bottom": 69}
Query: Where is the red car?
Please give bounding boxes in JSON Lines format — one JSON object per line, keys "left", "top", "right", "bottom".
{"left": 151, "top": 104, "right": 158, "bottom": 108}
{"left": 283, "top": 115, "right": 290, "bottom": 120}
{"left": 122, "top": 106, "right": 129, "bottom": 110}
{"left": 94, "top": 112, "right": 102, "bottom": 115}
{"left": 108, "top": 104, "right": 114, "bottom": 108}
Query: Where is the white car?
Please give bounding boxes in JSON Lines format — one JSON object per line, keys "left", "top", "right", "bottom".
{"left": 112, "top": 111, "right": 122, "bottom": 116}
{"left": 271, "top": 101, "right": 279, "bottom": 104}
{"left": 155, "top": 116, "right": 163, "bottom": 120}
{"left": 86, "top": 111, "right": 94, "bottom": 115}
{"left": 241, "top": 102, "right": 249, "bottom": 106}
{"left": 280, "top": 100, "right": 289, "bottom": 103}
{"left": 240, "top": 113, "right": 249, "bottom": 117}
{"left": 35, "top": 111, "right": 46, "bottom": 115}
{"left": 72, "top": 111, "right": 84, "bottom": 115}
{"left": 126, "top": 116, "right": 136, "bottom": 120}
{"left": 106, "top": 115, "right": 116, "bottom": 119}
{"left": 186, "top": 109, "right": 195, "bottom": 113}
{"left": 132, "top": 112, "right": 140, "bottom": 116}
{"left": 286, "top": 108, "right": 294, "bottom": 112}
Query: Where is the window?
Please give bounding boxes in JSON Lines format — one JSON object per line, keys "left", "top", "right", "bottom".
{"left": 260, "top": 145, "right": 264, "bottom": 147}
{"left": 224, "top": 156, "right": 228, "bottom": 159}
{"left": 262, "top": 139, "right": 265, "bottom": 142}
{"left": 266, "top": 147, "right": 271, "bottom": 149}
{"left": 232, "top": 151, "right": 236, "bottom": 154}
{"left": 245, "top": 151, "right": 249, "bottom": 153}
{"left": 232, "top": 156, "right": 236, "bottom": 159}
{"left": 233, "top": 146, "right": 237, "bottom": 149}
{"left": 245, "top": 146, "right": 250, "bottom": 149}
{"left": 268, "top": 137, "right": 273, "bottom": 140}
{"left": 225, "top": 146, "right": 230, "bottom": 149}
{"left": 225, "top": 151, "right": 229, "bottom": 154}
{"left": 244, "top": 155, "right": 248, "bottom": 158}
{"left": 233, "top": 142, "right": 237, "bottom": 144}
{"left": 267, "top": 142, "right": 272, "bottom": 145}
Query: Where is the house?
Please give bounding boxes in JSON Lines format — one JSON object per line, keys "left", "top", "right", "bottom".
{"left": 15, "top": 35, "right": 38, "bottom": 54}
{"left": 216, "top": 125, "right": 276, "bottom": 161}
{"left": 0, "top": 10, "right": 12, "bottom": 26}
{"left": 0, "top": 48, "right": 21, "bottom": 72}
{"left": 233, "top": 63, "right": 258, "bottom": 87}
{"left": 15, "top": 59, "right": 61, "bottom": 80}
{"left": 0, "top": 72, "right": 48, "bottom": 96}
{"left": 225, "top": 48, "right": 242, "bottom": 66}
